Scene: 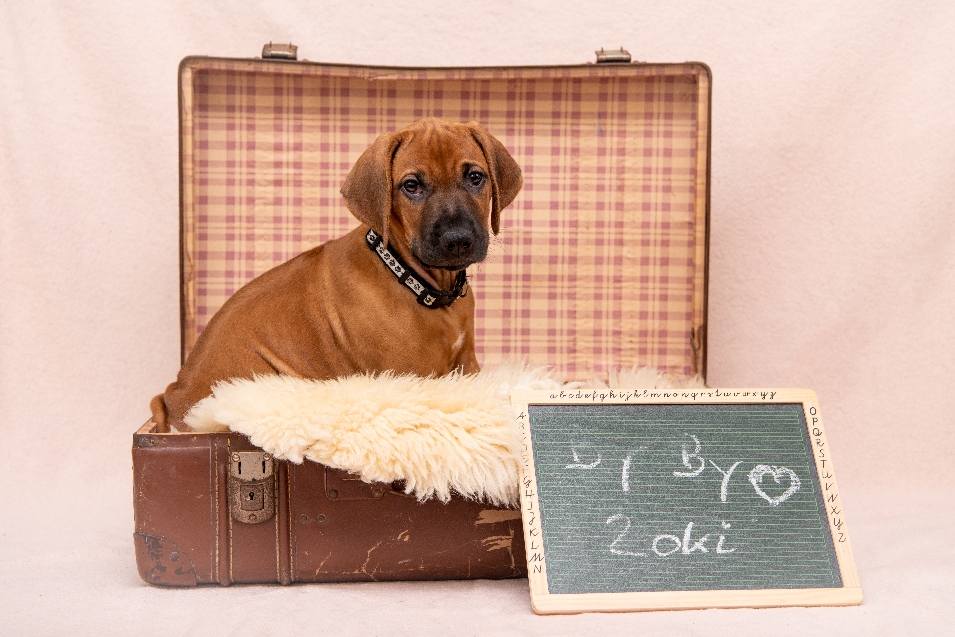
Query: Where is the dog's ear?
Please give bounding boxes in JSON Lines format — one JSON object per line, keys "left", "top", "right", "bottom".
{"left": 467, "top": 123, "right": 523, "bottom": 235}
{"left": 341, "top": 131, "right": 403, "bottom": 246}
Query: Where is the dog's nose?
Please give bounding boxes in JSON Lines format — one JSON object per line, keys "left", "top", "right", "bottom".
{"left": 442, "top": 230, "right": 473, "bottom": 257}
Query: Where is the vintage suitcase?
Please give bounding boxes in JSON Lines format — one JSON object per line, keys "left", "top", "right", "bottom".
{"left": 133, "top": 44, "right": 712, "bottom": 586}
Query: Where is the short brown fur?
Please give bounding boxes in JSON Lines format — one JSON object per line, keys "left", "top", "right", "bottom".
{"left": 151, "top": 119, "right": 522, "bottom": 431}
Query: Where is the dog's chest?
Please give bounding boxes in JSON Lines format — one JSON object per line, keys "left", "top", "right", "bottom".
{"left": 294, "top": 234, "right": 475, "bottom": 375}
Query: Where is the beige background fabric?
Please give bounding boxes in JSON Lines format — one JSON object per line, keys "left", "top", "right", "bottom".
{"left": 1, "top": 1, "right": 953, "bottom": 635}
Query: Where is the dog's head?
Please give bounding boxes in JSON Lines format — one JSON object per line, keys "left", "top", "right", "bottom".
{"left": 341, "top": 119, "right": 522, "bottom": 271}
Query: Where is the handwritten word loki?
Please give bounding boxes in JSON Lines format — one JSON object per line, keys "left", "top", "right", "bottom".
{"left": 606, "top": 515, "right": 737, "bottom": 558}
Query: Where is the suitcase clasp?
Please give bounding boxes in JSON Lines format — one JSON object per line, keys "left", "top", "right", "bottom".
{"left": 228, "top": 451, "right": 276, "bottom": 524}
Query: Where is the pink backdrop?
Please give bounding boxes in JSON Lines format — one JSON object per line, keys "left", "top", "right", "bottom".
{"left": 1, "top": 1, "right": 952, "bottom": 634}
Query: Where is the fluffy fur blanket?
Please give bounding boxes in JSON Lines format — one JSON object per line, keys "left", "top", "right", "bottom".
{"left": 185, "top": 363, "right": 703, "bottom": 507}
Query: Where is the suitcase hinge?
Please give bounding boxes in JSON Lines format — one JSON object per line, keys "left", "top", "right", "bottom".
{"left": 228, "top": 451, "right": 276, "bottom": 524}
{"left": 595, "top": 47, "right": 632, "bottom": 64}
{"left": 262, "top": 42, "right": 298, "bottom": 60}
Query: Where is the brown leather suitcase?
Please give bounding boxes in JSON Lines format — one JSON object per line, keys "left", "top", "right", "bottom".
{"left": 133, "top": 423, "right": 525, "bottom": 585}
{"left": 133, "top": 44, "right": 711, "bottom": 586}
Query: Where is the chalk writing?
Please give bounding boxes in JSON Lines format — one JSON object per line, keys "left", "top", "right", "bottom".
{"left": 717, "top": 521, "right": 737, "bottom": 554}
{"left": 621, "top": 455, "right": 633, "bottom": 492}
{"left": 605, "top": 518, "right": 739, "bottom": 559}
{"left": 748, "top": 465, "right": 801, "bottom": 506}
{"left": 566, "top": 433, "right": 804, "bottom": 508}
{"left": 673, "top": 434, "right": 705, "bottom": 477}
{"left": 709, "top": 460, "right": 741, "bottom": 503}
{"left": 606, "top": 514, "right": 647, "bottom": 557}
{"left": 565, "top": 447, "right": 601, "bottom": 469}
{"left": 561, "top": 432, "right": 805, "bottom": 560}
{"left": 669, "top": 436, "right": 801, "bottom": 506}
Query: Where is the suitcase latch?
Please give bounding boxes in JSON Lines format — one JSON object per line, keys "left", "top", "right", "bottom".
{"left": 229, "top": 451, "right": 275, "bottom": 524}
{"left": 595, "top": 47, "right": 632, "bottom": 64}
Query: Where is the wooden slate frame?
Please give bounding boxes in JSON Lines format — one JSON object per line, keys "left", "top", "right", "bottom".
{"left": 511, "top": 388, "right": 862, "bottom": 614}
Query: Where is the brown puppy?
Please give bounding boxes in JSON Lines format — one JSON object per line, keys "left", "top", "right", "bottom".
{"left": 150, "top": 119, "right": 522, "bottom": 432}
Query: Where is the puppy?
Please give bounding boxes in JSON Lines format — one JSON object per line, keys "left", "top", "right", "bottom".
{"left": 151, "top": 118, "right": 523, "bottom": 431}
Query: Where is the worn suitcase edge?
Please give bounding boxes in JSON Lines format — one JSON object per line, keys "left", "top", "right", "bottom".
{"left": 134, "top": 532, "right": 199, "bottom": 586}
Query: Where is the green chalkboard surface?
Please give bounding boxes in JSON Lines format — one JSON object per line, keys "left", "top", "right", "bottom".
{"left": 513, "top": 389, "right": 861, "bottom": 614}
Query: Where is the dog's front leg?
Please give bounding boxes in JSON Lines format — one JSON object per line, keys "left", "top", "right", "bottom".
{"left": 453, "top": 331, "right": 481, "bottom": 374}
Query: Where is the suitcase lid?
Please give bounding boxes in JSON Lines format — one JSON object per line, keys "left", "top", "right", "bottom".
{"left": 178, "top": 50, "right": 711, "bottom": 382}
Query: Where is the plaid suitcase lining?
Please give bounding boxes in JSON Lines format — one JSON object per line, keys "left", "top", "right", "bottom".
{"left": 182, "top": 62, "right": 706, "bottom": 380}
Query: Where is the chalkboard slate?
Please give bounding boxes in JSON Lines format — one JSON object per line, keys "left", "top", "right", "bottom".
{"left": 513, "top": 389, "right": 861, "bottom": 614}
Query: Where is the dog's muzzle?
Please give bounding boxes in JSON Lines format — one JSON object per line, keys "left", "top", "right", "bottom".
{"left": 415, "top": 207, "right": 489, "bottom": 270}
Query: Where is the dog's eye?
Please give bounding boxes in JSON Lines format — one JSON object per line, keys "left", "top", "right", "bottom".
{"left": 402, "top": 178, "right": 421, "bottom": 195}
{"left": 468, "top": 171, "right": 486, "bottom": 187}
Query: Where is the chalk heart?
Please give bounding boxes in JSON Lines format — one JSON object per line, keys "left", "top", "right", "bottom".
{"left": 748, "top": 464, "right": 801, "bottom": 506}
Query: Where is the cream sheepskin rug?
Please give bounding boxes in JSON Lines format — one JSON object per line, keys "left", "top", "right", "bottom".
{"left": 185, "top": 362, "right": 703, "bottom": 507}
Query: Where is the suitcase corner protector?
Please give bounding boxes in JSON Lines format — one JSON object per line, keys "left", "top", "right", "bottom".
{"left": 134, "top": 532, "right": 199, "bottom": 587}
